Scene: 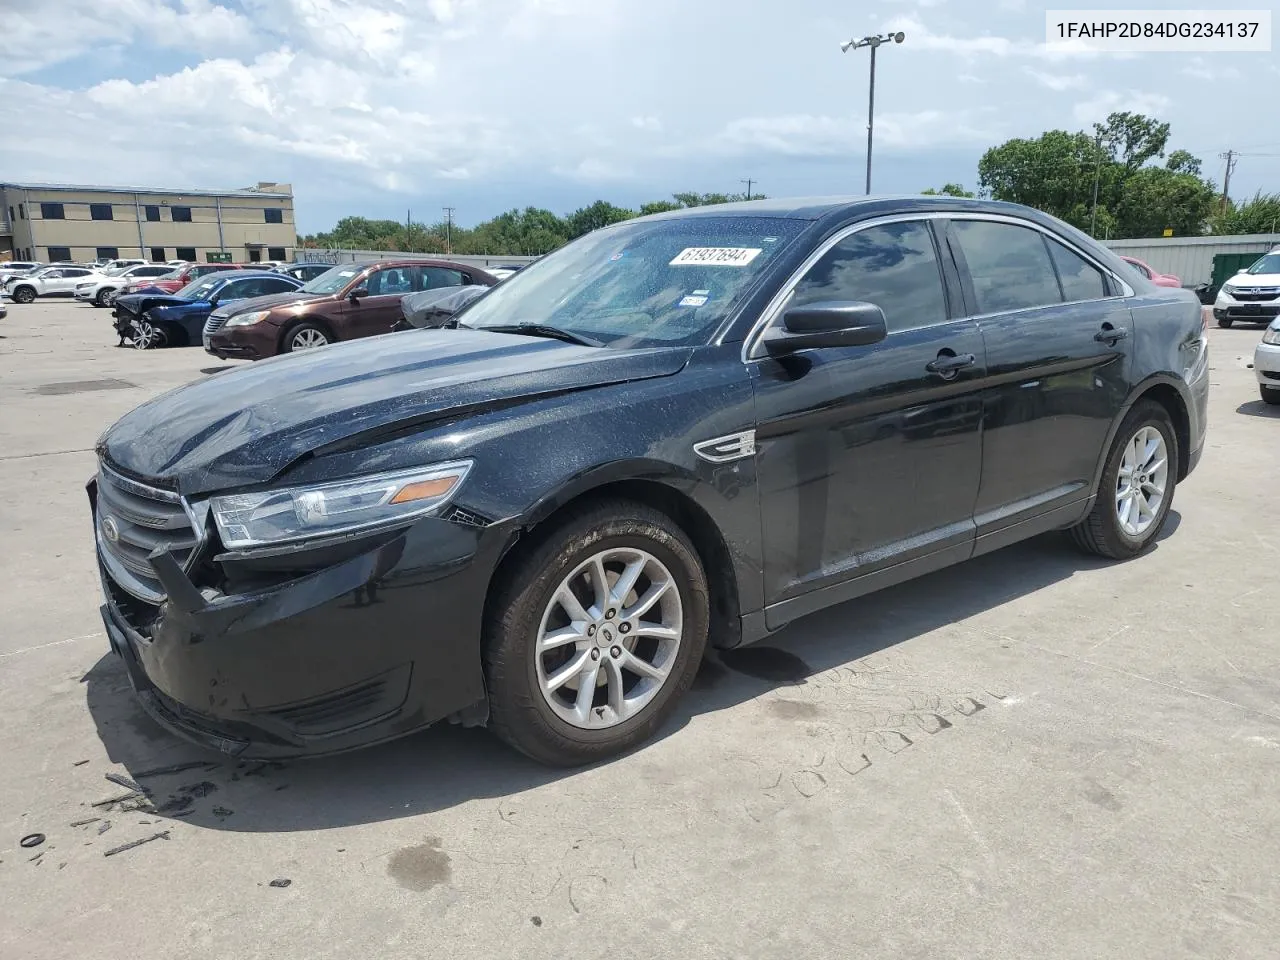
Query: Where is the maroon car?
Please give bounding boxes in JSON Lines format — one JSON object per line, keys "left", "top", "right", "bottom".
{"left": 204, "top": 259, "right": 496, "bottom": 359}
{"left": 121, "top": 262, "right": 244, "bottom": 296}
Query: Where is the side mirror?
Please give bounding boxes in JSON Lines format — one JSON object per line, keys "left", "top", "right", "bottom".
{"left": 764, "top": 300, "right": 888, "bottom": 356}
{"left": 349, "top": 287, "right": 368, "bottom": 302}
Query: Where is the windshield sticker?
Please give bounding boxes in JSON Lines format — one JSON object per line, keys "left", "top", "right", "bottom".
{"left": 693, "top": 289, "right": 710, "bottom": 295}
{"left": 669, "top": 247, "right": 762, "bottom": 267}
{"left": 679, "top": 294, "right": 709, "bottom": 307}
{"left": 608, "top": 251, "right": 625, "bottom": 261}
{"left": 762, "top": 237, "right": 779, "bottom": 243}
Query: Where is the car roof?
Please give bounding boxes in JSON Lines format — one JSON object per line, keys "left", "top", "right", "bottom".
{"left": 207, "top": 269, "right": 300, "bottom": 281}
{"left": 630, "top": 194, "right": 1058, "bottom": 224}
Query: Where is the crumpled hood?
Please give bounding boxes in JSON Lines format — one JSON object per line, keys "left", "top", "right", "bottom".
{"left": 116, "top": 293, "right": 187, "bottom": 312}
{"left": 99, "top": 329, "right": 692, "bottom": 495}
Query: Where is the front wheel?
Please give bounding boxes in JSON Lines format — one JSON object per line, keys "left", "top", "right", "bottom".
{"left": 484, "top": 500, "right": 709, "bottom": 766}
{"left": 95, "top": 288, "right": 116, "bottom": 307}
{"left": 1261, "top": 384, "right": 1280, "bottom": 405}
{"left": 283, "top": 322, "right": 330, "bottom": 352}
{"left": 1069, "top": 400, "right": 1178, "bottom": 560}
{"left": 11, "top": 285, "right": 35, "bottom": 304}
{"left": 132, "top": 319, "right": 168, "bottom": 350}
{"left": 1216, "top": 316, "right": 1233, "bottom": 328}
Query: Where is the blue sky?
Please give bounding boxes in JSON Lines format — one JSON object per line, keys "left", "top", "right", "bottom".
{"left": 3, "top": 0, "right": 1278, "bottom": 233}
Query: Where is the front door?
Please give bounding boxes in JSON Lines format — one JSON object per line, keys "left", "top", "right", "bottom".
{"left": 750, "top": 218, "right": 986, "bottom": 626}
{"left": 945, "top": 218, "right": 1134, "bottom": 542}
{"left": 342, "top": 265, "right": 415, "bottom": 338}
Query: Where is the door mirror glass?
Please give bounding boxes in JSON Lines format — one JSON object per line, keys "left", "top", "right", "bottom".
{"left": 765, "top": 301, "right": 888, "bottom": 355}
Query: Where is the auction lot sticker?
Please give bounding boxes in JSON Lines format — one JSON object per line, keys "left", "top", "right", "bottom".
{"left": 1045, "top": 10, "right": 1271, "bottom": 51}
{"left": 670, "top": 247, "right": 762, "bottom": 267}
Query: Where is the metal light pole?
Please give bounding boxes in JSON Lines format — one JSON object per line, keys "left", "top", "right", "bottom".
{"left": 841, "top": 31, "right": 905, "bottom": 195}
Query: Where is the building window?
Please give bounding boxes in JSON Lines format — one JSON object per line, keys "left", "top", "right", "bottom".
{"left": 150, "top": 247, "right": 166, "bottom": 263}
{"left": 248, "top": 249, "right": 262, "bottom": 263}
{"left": 96, "top": 246, "right": 120, "bottom": 260}
{"left": 145, "top": 205, "right": 161, "bottom": 222}
{"left": 90, "top": 203, "right": 114, "bottom": 221}
{"left": 7, "top": 206, "right": 13, "bottom": 222}
{"left": 175, "top": 247, "right": 197, "bottom": 261}
{"left": 171, "top": 206, "right": 193, "bottom": 222}
{"left": 18, "top": 203, "right": 25, "bottom": 219}
{"left": 264, "top": 208, "right": 284, "bottom": 224}
{"left": 40, "top": 202, "right": 65, "bottom": 219}
{"left": 47, "top": 246, "right": 72, "bottom": 262}
{"left": 268, "top": 247, "right": 286, "bottom": 261}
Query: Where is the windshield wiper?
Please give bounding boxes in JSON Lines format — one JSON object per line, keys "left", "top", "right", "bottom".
{"left": 477, "top": 323, "right": 604, "bottom": 348}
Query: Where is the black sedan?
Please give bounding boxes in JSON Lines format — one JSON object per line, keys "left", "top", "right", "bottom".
{"left": 89, "top": 195, "right": 1208, "bottom": 766}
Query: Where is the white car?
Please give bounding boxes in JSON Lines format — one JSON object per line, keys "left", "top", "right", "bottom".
{"left": 0, "top": 261, "right": 43, "bottom": 285}
{"left": 1255, "top": 320, "right": 1280, "bottom": 405}
{"left": 166, "top": 259, "right": 189, "bottom": 267}
{"left": 3, "top": 265, "right": 98, "bottom": 303}
{"left": 73, "top": 263, "right": 175, "bottom": 306}
{"left": 1214, "top": 250, "right": 1280, "bottom": 329}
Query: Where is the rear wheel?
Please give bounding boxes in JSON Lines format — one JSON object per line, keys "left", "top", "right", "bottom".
{"left": 484, "top": 500, "right": 709, "bottom": 766}
{"left": 11, "top": 285, "right": 35, "bottom": 304}
{"left": 1069, "top": 400, "right": 1178, "bottom": 560}
{"left": 1216, "top": 316, "right": 1233, "bottom": 328}
{"left": 1261, "top": 384, "right": 1280, "bottom": 405}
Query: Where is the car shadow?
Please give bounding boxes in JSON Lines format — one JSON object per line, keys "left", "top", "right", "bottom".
{"left": 1236, "top": 399, "right": 1280, "bottom": 419}
{"left": 82, "top": 517, "right": 1178, "bottom": 833}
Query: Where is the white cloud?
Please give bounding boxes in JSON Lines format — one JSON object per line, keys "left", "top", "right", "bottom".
{"left": 1072, "top": 90, "right": 1171, "bottom": 125}
{"left": 1025, "top": 69, "right": 1087, "bottom": 91}
{"left": 883, "top": 15, "right": 1122, "bottom": 61}
{"left": 1181, "top": 57, "right": 1242, "bottom": 82}
{"left": 957, "top": 73, "right": 985, "bottom": 84}
{"left": 554, "top": 158, "right": 634, "bottom": 181}
{"left": 631, "top": 116, "right": 662, "bottom": 132}
{"left": 703, "top": 108, "right": 998, "bottom": 157}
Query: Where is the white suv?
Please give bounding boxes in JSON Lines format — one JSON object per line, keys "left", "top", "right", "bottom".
{"left": 1214, "top": 249, "right": 1280, "bottom": 329}
{"left": 3, "top": 265, "right": 97, "bottom": 303}
{"left": 74, "top": 264, "right": 174, "bottom": 306}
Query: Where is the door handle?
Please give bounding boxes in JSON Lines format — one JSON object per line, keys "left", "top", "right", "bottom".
{"left": 925, "top": 353, "right": 977, "bottom": 377}
{"left": 1094, "top": 324, "right": 1129, "bottom": 345}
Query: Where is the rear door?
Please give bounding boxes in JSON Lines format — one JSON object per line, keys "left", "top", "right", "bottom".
{"left": 945, "top": 216, "right": 1134, "bottom": 548}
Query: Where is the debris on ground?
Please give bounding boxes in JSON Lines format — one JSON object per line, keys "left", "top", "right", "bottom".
{"left": 28, "top": 851, "right": 44, "bottom": 864}
{"left": 69, "top": 818, "right": 100, "bottom": 828}
{"left": 91, "top": 792, "right": 138, "bottom": 808}
{"left": 105, "top": 772, "right": 146, "bottom": 794}
{"left": 268, "top": 878, "right": 291, "bottom": 888}
{"left": 103, "top": 831, "right": 169, "bottom": 858}
{"left": 73, "top": 760, "right": 90, "bottom": 767}
{"left": 19, "top": 833, "right": 45, "bottom": 849}
{"left": 97, "top": 821, "right": 112, "bottom": 835}
{"left": 132, "top": 760, "right": 219, "bottom": 779}
{"left": 211, "top": 806, "right": 233, "bottom": 818}
{"left": 531, "top": 916, "right": 543, "bottom": 927}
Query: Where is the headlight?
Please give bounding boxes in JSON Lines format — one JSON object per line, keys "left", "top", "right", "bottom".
{"left": 207, "top": 461, "right": 473, "bottom": 549}
{"left": 224, "top": 310, "right": 270, "bottom": 327}
{"left": 1221, "top": 283, "right": 1239, "bottom": 296}
{"left": 1263, "top": 325, "right": 1280, "bottom": 345}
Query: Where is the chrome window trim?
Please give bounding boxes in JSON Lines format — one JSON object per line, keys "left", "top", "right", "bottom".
{"left": 742, "top": 210, "right": 1134, "bottom": 362}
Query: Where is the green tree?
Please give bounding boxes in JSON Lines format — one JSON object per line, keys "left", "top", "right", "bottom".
{"left": 638, "top": 200, "right": 683, "bottom": 216}
{"left": 1093, "top": 111, "right": 1170, "bottom": 170}
{"left": 1211, "top": 192, "right": 1280, "bottom": 235}
{"left": 565, "top": 200, "right": 637, "bottom": 238}
{"left": 1165, "top": 149, "right": 1202, "bottom": 177}
{"left": 920, "top": 183, "right": 975, "bottom": 197}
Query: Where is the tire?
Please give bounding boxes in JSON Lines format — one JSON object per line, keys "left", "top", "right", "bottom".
{"left": 484, "top": 499, "right": 710, "bottom": 766}
{"left": 132, "top": 319, "right": 168, "bottom": 350}
{"left": 1216, "top": 316, "right": 1233, "bottom": 328}
{"left": 1261, "top": 385, "right": 1280, "bottom": 405}
{"left": 282, "top": 321, "right": 331, "bottom": 352}
{"left": 1069, "top": 399, "right": 1178, "bottom": 560}
{"left": 95, "top": 288, "right": 116, "bottom": 307}
{"left": 11, "top": 285, "right": 35, "bottom": 304}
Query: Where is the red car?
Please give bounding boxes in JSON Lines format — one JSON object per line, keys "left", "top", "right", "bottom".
{"left": 121, "top": 262, "right": 245, "bottom": 296}
{"left": 1121, "top": 256, "right": 1181, "bottom": 288}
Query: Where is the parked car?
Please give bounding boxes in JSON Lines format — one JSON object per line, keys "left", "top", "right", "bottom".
{"left": 74, "top": 264, "right": 175, "bottom": 306}
{"left": 1120, "top": 256, "right": 1180, "bottom": 288}
{"left": 1214, "top": 250, "right": 1280, "bottom": 328}
{"left": 394, "top": 284, "right": 490, "bottom": 330}
{"left": 90, "top": 196, "right": 1208, "bottom": 766}
{"left": 113, "top": 270, "right": 304, "bottom": 348}
{"left": 120, "top": 262, "right": 242, "bottom": 296}
{"left": 166, "top": 260, "right": 190, "bottom": 267}
{"left": 0, "top": 261, "right": 43, "bottom": 286}
{"left": 275, "top": 262, "right": 333, "bottom": 283}
{"left": 99, "top": 258, "right": 146, "bottom": 273}
{"left": 204, "top": 258, "right": 496, "bottom": 359}
{"left": 1255, "top": 319, "right": 1280, "bottom": 404}
{"left": 3, "top": 264, "right": 98, "bottom": 302}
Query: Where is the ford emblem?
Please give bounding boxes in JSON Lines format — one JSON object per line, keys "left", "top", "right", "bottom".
{"left": 101, "top": 515, "right": 120, "bottom": 543}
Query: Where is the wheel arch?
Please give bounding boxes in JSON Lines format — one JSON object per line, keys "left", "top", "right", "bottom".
{"left": 486, "top": 462, "right": 744, "bottom": 650}
{"left": 1092, "top": 374, "right": 1193, "bottom": 493}
{"left": 278, "top": 315, "right": 336, "bottom": 352}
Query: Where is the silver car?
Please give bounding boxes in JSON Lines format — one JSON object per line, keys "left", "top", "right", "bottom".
{"left": 1256, "top": 319, "right": 1280, "bottom": 404}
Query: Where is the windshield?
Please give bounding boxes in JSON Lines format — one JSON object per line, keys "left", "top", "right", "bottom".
{"left": 300, "top": 264, "right": 362, "bottom": 294}
{"left": 175, "top": 274, "right": 226, "bottom": 301}
{"left": 158, "top": 269, "right": 184, "bottom": 279}
{"left": 1247, "top": 254, "right": 1280, "bottom": 276}
{"left": 459, "top": 216, "right": 806, "bottom": 348}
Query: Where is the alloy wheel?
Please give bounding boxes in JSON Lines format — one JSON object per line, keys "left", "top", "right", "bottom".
{"left": 291, "top": 328, "right": 328, "bottom": 350}
{"left": 535, "top": 547, "right": 683, "bottom": 729}
{"left": 1115, "top": 425, "right": 1169, "bottom": 537}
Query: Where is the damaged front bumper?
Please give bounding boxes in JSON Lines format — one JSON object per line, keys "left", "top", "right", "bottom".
{"left": 92, "top": 478, "right": 504, "bottom": 759}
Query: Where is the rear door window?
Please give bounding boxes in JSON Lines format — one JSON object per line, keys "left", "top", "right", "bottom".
{"left": 951, "top": 220, "right": 1063, "bottom": 314}
{"left": 1048, "top": 241, "right": 1108, "bottom": 302}
{"left": 790, "top": 220, "right": 948, "bottom": 333}
{"left": 419, "top": 266, "right": 465, "bottom": 290}
{"left": 367, "top": 267, "right": 414, "bottom": 295}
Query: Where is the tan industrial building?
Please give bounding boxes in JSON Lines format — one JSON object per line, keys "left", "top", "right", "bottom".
{"left": 0, "top": 181, "right": 296, "bottom": 264}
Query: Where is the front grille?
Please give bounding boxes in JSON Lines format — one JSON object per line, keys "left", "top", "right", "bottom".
{"left": 203, "top": 314, "right": 230, "bottom": 338}
{"left": 1263, "top": 371, "right": 1280, "bottom": 382}
{"left": 1229, "top": 288, "right": 1280, "bottom": 302}
{"left": 95, "top": 465, "right": 200, "bottom": 604}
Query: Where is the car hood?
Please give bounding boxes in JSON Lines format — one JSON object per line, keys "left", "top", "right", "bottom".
{"left": 116, "top": 293, "right": 189, "bottom": 311}
{"left": 209, "top": 290, "right": 321, "bottom": 319}
{"left": 1226, "top": 272, "right": 1280, "bottom": 288}
{"left": 99, "top": 330, "right": 692, "bottom": 495}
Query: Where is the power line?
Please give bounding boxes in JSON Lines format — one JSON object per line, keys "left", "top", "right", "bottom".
{"left": 740, "top": 178, "right": 756, "bottom": 200}
{"left": 1220, "top": 149, "right": 1239, "bottom": 209}
{"left": 442, "top": 206, "right": 455, "bottom": 255}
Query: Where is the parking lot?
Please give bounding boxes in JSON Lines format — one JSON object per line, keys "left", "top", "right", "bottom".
{"left": 1, "top": 298, "right": 1278, "bottom": 959}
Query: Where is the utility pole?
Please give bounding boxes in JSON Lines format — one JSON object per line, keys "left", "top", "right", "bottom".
{"left": 1090, "top": 134, "right": 1103, "bottom": 235}
{"left": 1219, "top": 149, "right": 1238, "bottom": 210}
{"left": 740, "top": 178, "right": 756, "bottom": 200}
{"left": 841, "top": 31, "right": 906, "bottom": 195}
{"left": 442, "top": 206, "right": 455, "bottom": 254}
{"left": 405, "top": 208, "right": 412, "bottom": 253}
